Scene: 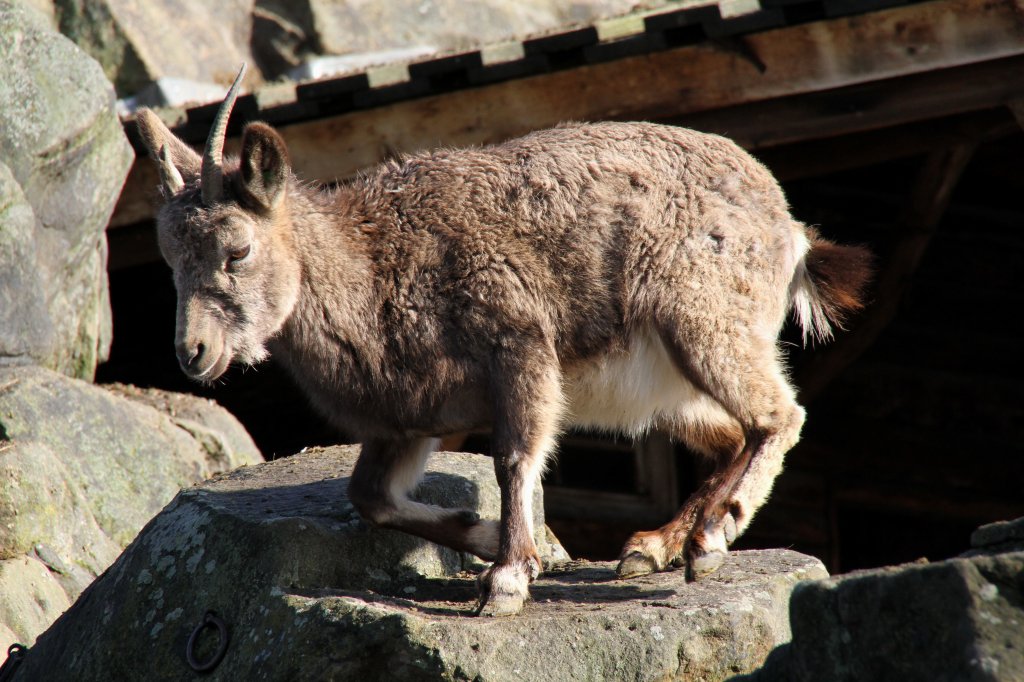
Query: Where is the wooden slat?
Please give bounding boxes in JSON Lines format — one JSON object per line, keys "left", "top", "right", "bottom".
{"left": 110, "top": 0, "right": 1024, "bottom": 229}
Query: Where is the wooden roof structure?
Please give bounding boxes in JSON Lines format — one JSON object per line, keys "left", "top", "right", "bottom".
{"left": 112, "top": 0, "right": 1024, "bottom": 230}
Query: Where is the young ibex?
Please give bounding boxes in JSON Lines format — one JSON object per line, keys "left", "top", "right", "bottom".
{"left": 136, "top": 66, "right": 870, "bottom": 616}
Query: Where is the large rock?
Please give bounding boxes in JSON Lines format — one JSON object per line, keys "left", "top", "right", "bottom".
{"left": 0, "top": 365, "right": 262, "bottom": 652}
{"left": 753, "top": 519, "right": 1024, "bottom": 682}
{"left": 0, "top": 163, "right": 53, "bottom": 369}
{"left": 13, "top": 445, "right": 826, "bottom": 681}
{"left": 54, "top": 0, "right": 256, "bottom": 97}
{"left": 50, "top": 0, "right": 655, "bottom": 93}
{"left": 0, "top": 2, "right": 132, "bottom": 380}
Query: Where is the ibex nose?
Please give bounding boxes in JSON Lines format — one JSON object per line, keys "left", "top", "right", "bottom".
{"left": 176, "top": 341, "right": 206, "bottom": 373}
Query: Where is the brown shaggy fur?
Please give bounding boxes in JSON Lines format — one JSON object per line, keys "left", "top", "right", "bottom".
{"left": 136, "top": 106, "right": 871, "bottom": 616}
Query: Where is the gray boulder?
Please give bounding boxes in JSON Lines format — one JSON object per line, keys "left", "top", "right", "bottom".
{"left": 0, "top": 1, "right": 133, "bottom": 380}
{"left": 14, "top": 444, "right": 826, "bottom": 681}
{"left": 53, "top": 0, "right": 257, "bottom": 97}
{"left": 51, "top": 0, "right": 657, "bottom": 93}
{"left": 969, "top": 517, "right": 1024, "bottom": 555}
{"left": 0, "top": 162, "right": 53, "bottom": 370}
{"left": 0, "top": 365, "right": 262, "bottom": 652}
{"left": 761, "top": 519, "right": 1024, "bottom": 682}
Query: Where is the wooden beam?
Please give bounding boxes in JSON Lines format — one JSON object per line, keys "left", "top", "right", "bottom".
{"left": 755, "top": 109, "right": 1017, "bottom": 182}
{"left": 797, "top": 139, "right": 980, "bottom": 400}
{"left": 667, "top": 56, "right": 1024, "bottom": 154}
{"left": 110, "top": 0, "right": 1024, "bottom": 229}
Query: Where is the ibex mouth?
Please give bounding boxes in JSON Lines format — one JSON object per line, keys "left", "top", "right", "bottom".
{"left": 180, "top": 342, "right": 232, "bottom": 383}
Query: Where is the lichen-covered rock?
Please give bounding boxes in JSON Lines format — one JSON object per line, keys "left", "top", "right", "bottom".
{"left": 54, "top": 0, "right": 256, "bottom": 97}
{"left": 769, "top": 528, "right": 1024, "bottom": 682}
{"left": 13, "top": 444, "right": 826, "bottom": 681}
{"left": 0, "top": 1, "right": 132, "bottom": 380}
{"left": 0, "top": 365, "right": 262, "bottom": 652}
{"left": 0, "top": 162, "right": 54, "bottom": 369}
{"left": 50, "top": 0, "right": 657, "bottom": 92}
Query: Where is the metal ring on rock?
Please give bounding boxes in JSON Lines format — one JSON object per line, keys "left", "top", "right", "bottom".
{"left": 186, "top": 611, "right": 229, "bottom": 673}
{"left": 0, "top": 644, "right": 27, "bottom": 682}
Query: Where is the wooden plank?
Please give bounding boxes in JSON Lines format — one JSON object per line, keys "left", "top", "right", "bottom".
{"left": 110, "top": 0, "right": 1024, "bottom": 229}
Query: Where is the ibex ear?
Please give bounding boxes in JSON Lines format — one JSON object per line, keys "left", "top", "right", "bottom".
{"left": 239, "top": 122, "right": 290, "bottom": 211}
{"left": 135, "top": 108, "right": 202, "bottom": 197}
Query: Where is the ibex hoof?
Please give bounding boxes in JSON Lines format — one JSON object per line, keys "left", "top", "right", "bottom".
{"left": 686, "top": 549, "right": 725, "bottom": 581}
{"left": 616, "top": 551, "right": 658, "bottom": 579}
{"left": 475, "top": 591, "right": 526, "bottom": 617}
{"left": 474, "top": 562, "right": 532, "bottom": 617}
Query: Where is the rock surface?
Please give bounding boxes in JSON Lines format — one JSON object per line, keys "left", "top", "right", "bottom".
{"left": 0, "top": 1, "right": 132, "bottom": 380}
{"left": 49, "top": 0, "right": 658, "bottom": 93}
{"left": 0, "top": 365, "right": 262, "bottom": 652}
{"left": 739, "top": 517, "right": 1024, "bottom": 682}
{"left": 13, "top": 445, "right": 825, "bottom": 681}
{"left": 969, "top": 517, "right": 1024, "bottom": 555}
{"left": 54, "top": 0, "right": 256, "bottom": 97}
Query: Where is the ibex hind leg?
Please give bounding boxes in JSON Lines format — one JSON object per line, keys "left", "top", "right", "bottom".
{"left": 618, "top": 318, "right": 804, "bottom": 580}
{"left": 349, "top": 436, "right": 499, "bottom": 560}
{"left": 617, "top": 411, "right": 745, "bottom": 578}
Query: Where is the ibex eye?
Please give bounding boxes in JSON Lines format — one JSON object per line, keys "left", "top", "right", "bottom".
{"left": 228, "top": 244, "right": 251, "bottom": 265}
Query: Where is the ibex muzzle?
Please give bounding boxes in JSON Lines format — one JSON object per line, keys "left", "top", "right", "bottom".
{"left": 136, "top": 64, "right": 871, "bottom": 616}
{"left": 174, "top": 293, "right": 227, "bottom": 380}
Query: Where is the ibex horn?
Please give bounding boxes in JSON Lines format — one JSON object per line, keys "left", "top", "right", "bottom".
{"left": 201, "top": 63, "right": 247, "bottom": 206}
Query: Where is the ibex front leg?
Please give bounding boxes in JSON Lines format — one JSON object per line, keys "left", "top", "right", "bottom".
{"left": 477, "top": 346, "right": 563, "bottom": 617}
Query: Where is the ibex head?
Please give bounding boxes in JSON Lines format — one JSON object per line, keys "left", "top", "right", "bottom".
{"left": 136, "top": 65, "right": 301, "bottom": 382}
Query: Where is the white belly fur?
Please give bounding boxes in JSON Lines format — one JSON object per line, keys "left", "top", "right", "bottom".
{"left": 563, "top": 325, "right": 730, "bottom": 437}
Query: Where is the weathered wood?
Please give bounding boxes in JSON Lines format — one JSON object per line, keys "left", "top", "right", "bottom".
{"left": 110, "top": 0, "right": 1024, "bottom": 229}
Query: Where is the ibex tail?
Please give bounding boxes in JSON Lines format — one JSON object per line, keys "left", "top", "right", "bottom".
{"left": 791, "top": 228, "right": 873, "bottom": 344}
